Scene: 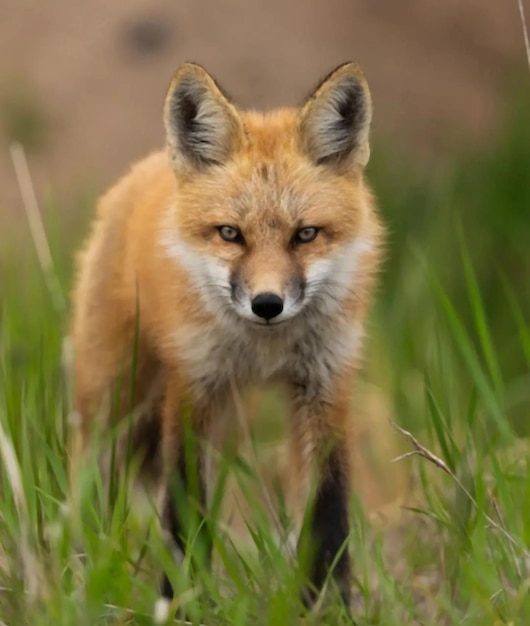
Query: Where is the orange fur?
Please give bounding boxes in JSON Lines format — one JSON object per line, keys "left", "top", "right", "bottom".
{"left": 69, "top": 61, "right": 384, "bottom": 606}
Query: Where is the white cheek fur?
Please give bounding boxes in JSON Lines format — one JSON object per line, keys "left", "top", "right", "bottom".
{"left": 305, "top": 238, "right": 373, "bottom": 311}
{"left": 160, "top": 219, "right": 232, "bottom": 315}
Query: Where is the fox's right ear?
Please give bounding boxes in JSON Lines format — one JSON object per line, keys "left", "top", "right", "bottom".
{"left": 299, "top": 62, "right": 372, "bottom": 170}
{"left": 164, "top": 63, "right": 243, "bottom": 170}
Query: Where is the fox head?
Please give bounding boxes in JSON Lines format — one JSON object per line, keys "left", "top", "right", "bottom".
{"left": 162, "top": 62, "right": 381, "bottom": 328}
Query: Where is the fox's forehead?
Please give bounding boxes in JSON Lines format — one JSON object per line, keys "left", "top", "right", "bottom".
{"left": 199, "top": 157, "right": 358, "bottom": 229}
{"left": 238, "top": 109, "right": 300, "bottom": 158}
{"left": 213, "top": 173, "right": 363, "bottom": 237}
{"left": 176, "top": 108, "right": 366, "bottom": 237}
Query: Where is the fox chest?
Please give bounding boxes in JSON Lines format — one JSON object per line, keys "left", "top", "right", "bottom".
{"left": 174, "top": 320, "right": 360, "bottom": 401}
{"left": 175, "top": 326, "right": 291, "bottom": 396}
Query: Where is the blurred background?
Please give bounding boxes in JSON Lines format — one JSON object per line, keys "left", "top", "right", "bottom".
{"left": 0, "top": 0, "right": 526, "bottom": 207}
{"left": 1, "top": 0, "right": 529, "bottom": 513}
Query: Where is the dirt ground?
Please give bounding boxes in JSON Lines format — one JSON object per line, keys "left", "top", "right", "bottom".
{"left": 0, "top": 0, "right": 527, "bottom": 215}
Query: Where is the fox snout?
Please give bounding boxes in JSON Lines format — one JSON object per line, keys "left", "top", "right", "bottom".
{"left": 230, "top": 272, "right": 305, "bottom": 325}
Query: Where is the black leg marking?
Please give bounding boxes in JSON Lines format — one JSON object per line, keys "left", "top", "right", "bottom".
{"left": 160, "top": 437, "right": 212, "bottom": 600}
{"left": 301, "top": 445, "right": 351, "bottom": 609}
{"left": 132, "top": 407, "right": 162, "bottom": 480}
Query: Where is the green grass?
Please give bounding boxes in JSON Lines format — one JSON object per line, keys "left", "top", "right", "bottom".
{"left": 1, "top": 86, "right": 530, "bottom": 625}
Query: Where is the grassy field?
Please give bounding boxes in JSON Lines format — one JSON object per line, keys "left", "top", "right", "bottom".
{"left": 1, "top": 86, "right": 530, "bottom": 625}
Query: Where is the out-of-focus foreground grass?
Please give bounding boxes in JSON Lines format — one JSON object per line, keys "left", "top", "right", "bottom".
{"left": 0, "top": 86, "right": 529, "bottom": 625}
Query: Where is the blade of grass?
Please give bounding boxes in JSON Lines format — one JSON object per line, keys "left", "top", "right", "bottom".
{"left": 458, "top": 224, "right": 504, "bottom": 396}
{"left": 417, "top": 248, "right": 513, "bottom": 441}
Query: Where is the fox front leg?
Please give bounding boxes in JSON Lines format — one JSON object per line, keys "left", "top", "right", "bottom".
{"left": 289, "top": 375, "right": 354, "bottom": 610}
{"left": 159, "top": 383, "right": 214, "bottom": 602}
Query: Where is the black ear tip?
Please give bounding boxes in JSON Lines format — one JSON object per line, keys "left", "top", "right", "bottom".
{"left": 303, "top": 61, "right": 369, "bottom": 109}
{"left": 173, "top": 61, "right": 211, "bottom": 80}
{"left": 332, "top": 61, "right": 359, "bottom": 73}
{"left": 334, "top": 61, "right": 367, "bottom": 82}
{"left": 181, "top": 60, "right": 208, "bottom": 71}
{"left": 170, "top": 62, "right": 234, "bottom": 104}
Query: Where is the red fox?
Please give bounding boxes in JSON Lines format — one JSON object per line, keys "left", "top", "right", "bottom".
{"left": 69, "top": 61, "right": 384, "bottom": 610}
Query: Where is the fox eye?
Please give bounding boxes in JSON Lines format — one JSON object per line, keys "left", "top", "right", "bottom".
{"left": 218, "top": 225, "right": 243, "bottom": 243}
{"left": 294, "top": 227, "right": 320, "bottom": 244}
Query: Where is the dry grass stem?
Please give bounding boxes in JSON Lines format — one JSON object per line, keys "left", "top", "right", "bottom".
{"left": 9, "top": 141, "right": 66, "bottom": 314}
{"left": 518, "top": 0, "right": 530, "bottom": 72}
{"left": 390, "top": 421, "right": 526, "bottom": 554}
{"left": 0, "top": 419, "right": 42, "bottom": 601}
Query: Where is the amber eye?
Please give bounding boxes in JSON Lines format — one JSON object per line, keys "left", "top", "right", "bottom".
{"left": 218, "top": 225, "right": 243, "bottom": 243}
{"left": 294, "top": 227, "right": 320, "bottom": 244}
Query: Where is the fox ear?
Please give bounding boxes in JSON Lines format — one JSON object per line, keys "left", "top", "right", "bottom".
{"left": 164, "top": 63, "right": 243, "bottom": 170}
{"left": 299, "top": 62, "right": 372, "bottom": 169}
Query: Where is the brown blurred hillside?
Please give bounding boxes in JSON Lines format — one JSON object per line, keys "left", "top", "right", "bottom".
{"left": 0, "top": 0, "right": 526, "bottom": 213}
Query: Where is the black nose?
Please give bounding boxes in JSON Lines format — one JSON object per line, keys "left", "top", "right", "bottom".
{"left": 251, "top": 292, "right": 284, "bottom": 321}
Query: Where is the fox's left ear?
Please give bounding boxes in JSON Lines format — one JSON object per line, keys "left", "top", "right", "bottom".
{"left": 299, "top": 62, "right": 372, "bottom": 170}
{"left": 164, "top": 63, "right": 244, "bottom": 171}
